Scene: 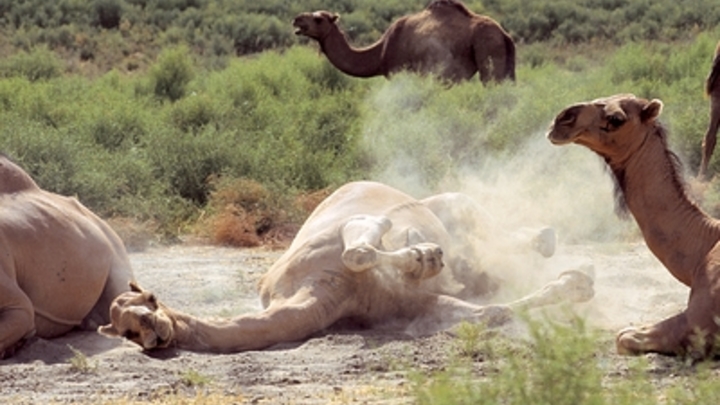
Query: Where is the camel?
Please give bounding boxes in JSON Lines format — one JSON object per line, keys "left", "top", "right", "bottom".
{"left": 0, "top": 153, "right": 135, "bottom": 359}
{"left": 547, "top": 93, "right": 720, "bottom": 358}
{"left": 99, "top": 181, "right": 594, "bottom": 353}
{"left": 698, "top": 40, "right": 720, "bottom": 180}
{"left": 292, "top": 0, "right": 515, "bottom": 84}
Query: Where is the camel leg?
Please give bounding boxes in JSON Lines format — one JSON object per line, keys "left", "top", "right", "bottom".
{"left": 0, "top": 277, "right": 36, "bottom": 359}
{"left": 699, "top": 95, "right": 720, "bottom": 180}
{"left": 615, "top": 313, "right": 690, "bottom": 356}
{"left": 409, "top": 269, "right": 595, "bottom": 335}
{"left": 405, "top": 292, "right": 514, "bottom": 336}
{"left": 341, "top": 216, "right": 444, "bottom": 281}
{"left": 616, "top": 280, "right": 719, "bottom": 357}
{"left": 422, "top": 192, "right": 556, "bottom": 258}
{"left": 505, "top": 266, "right": 595, "bottom": 312}
{"left": 341, "top": 215, "right": 391, "bottom": 272}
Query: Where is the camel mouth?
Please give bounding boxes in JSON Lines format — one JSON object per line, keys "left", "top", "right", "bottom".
{"left": 546, "top": 129, "right": 574, "bottom": 145}
{"left": 292, "top": 20, "right": 308, "bottom": 35}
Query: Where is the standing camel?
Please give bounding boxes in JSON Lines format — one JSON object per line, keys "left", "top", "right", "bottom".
{"left": 698, "top": 40, "right": 720, "bottom": 180}
{"left": 548, "top": 93, "right": 720, "bottom": 358}
{"left": 292, "top": 0, "right": 515, "bottom": 84}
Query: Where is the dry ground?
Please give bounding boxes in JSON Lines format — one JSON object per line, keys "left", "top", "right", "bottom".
{"left": 0, "top": 240, "right": 698, "bottom": 404}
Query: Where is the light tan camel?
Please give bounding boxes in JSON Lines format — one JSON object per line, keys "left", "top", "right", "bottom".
{"left": 698, "top": 40, "right": 720, "bottom": 180}
{"left": 0, "top": 154, "right": 135, "bottom": 359}
{"left": 547, "top": 93, "right": 720, "bottom": 358}
{"left": 100, "top": 181, "right": 593, "bottom": 353}
{"left": 292, "top": 0, "right": 515, "bottom": 84}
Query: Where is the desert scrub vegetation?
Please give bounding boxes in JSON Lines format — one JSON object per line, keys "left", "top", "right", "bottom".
{"left": 413, "top": 318, "right": 720, "bottom": 405}
{"left": 1, "top": 0, "right": 719, "bottom": 74}
{"left": 3, "top": 29, "right": 720, "bottom": 240}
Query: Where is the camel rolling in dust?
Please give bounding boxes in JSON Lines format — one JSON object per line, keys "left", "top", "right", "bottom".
{"left": 292, "top": 0, "right": 515, "bottom": 84}
{"left": 0, "top": 154, "right": 134, "bottom": 359}
{"left": 698, "top": 40, "right": 720, "bottom": 180}
{"left": 100, "top": 181, "right": 593, "bottom": 353}
{"left": 548, "top": 93, "right": 720, "bottom": 358}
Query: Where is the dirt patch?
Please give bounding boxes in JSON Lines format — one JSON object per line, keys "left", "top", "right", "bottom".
{"left": 0, "top": 242, "right": 693, "bottom": 404}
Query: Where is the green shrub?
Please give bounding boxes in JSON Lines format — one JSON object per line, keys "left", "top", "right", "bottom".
{"left": 0, "top": 46, "right": 63, "bottom": 81}
{"left": 413, "top": 316, "right": 720, "bottom": 405}
{"left": 150, "top": 45, "right": 194, "bottom": 102}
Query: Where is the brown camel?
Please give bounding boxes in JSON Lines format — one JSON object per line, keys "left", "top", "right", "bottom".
{"left": 548, "top": 93, "right": 720, "bottom": 358}
{"left": 292, "top": 0, "right": 515, "bottom": 84}
{"left": 99, "top": 181, "right": 593, "bottom": 353}
{"left": 0, "top": 153, "right": 135, "bottom": 359}
{"left": 698, "top": 40, "right": 720, "bottom": 180}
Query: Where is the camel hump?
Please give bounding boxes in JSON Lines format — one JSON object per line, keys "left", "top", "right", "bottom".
{"left": 0, "top": 153, "right": 39, "bottom": 194}
{"left": 426, "top": 0, "right": 474, "bottom": 18}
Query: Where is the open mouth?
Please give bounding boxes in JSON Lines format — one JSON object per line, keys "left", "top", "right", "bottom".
{"left": 292, "top": 20, "right": 307, "bottom": 35}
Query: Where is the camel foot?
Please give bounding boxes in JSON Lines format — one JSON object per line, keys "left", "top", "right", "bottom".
{"left": 342, "top": 245, "right": 378, "bottom": 272}
{"left": 557, "top": 265, "right": 595, "bottom": 303}
{"left": 398, "top": 242, "right": 444, "bottom": 281}
{"left": 616, "top": 327, "right": 648, "bottom": 356}
{"left": 532, "top": 227, "right": 557, "bottom": 258}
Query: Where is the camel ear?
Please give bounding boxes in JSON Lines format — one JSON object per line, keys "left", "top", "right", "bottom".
{"left": 141, "top": 291, "right": 158, "bottom": 309}
{"left": 331, "top": 13, "right": 340, "bottom": 23}
{"left": 98, "top": 324, "right": 120, "bottom": 337}
{"left": 641, "top": 99, "right": 663, "bottom": 122}
{"left": 129, "top": 281, "right": 144, "bottom": 293}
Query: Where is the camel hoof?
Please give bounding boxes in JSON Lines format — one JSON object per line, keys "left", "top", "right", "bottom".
{"left": 532, "top": 227, "right": 556, "bottom": 258}
{"left": 557, "top": 266, "right": 595, "bottom": 303}
{"left": 342, "top": 245, "right": 378, "bottom": 272}
{"left": 616, "top": 327, "right": 644, "bottom": 356}
{"left": 405, "top": 243, "right": 444, "bottom": 281}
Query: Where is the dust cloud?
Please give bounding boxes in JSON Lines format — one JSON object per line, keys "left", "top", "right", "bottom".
{"left": 358, "top": 78, "right": 680, "bottom": 332}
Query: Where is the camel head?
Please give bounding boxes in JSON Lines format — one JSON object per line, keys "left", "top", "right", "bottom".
{"left": 547, "top": 94, "right": 664, "bottom": 162}
{"left": 98, "top": 282, "right": 175, "bottom": 350}
{"left": 293, "top": 11, "right": 340, "bottom": 41}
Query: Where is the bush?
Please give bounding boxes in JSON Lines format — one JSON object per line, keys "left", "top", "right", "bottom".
{"left": 0, "top": 46, "right": 63, "bottom": 81}
{"left": 150, "top": 45, "right": 194, "bottom": 102}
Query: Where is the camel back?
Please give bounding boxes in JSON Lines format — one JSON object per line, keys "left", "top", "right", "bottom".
{"left": 426, "top": 0, "right": 473, "bottom": 17}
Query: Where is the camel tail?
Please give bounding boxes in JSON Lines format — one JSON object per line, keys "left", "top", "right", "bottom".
{"left": 503, "top": 31, "right": 516, "bottom": 82}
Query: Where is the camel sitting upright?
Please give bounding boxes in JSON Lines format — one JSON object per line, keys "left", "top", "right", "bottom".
{"left": 0, "top": 153, "right": 135, "bottom": 359}
{"left": 292, "top": 0, "right": 515, "bottom": 84}
{"left": 698, "top": 40, "right": 720, "bottom": 180}
{"left": 548, "top": 93, "right": 720, "bottom": 358}
{"left": 100, "top": 181, "right": 593, "bottom": 353}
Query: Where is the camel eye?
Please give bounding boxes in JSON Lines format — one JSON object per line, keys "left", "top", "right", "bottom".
{"left": 314, "top": 17, "right": 323, "bottom": 24}
{"left": 608, "top": 116, "right": 625, "bottom": 128}
{"left": 123, "top": 330, "right": 139, "bottom": 340}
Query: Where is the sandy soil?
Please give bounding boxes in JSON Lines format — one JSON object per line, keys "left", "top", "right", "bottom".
{"left": 0, "top": 241, "right": 694, "bottom": 404}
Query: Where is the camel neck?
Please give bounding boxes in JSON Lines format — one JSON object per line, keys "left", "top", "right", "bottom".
{"left": 319, "top": 28, "right": 385, "bottom": 78}
{"left": 169, "top": 312, "right": 253, "bottom": 352}
{"left": 615, "top": 129, "right": 720, "bottom": 286}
